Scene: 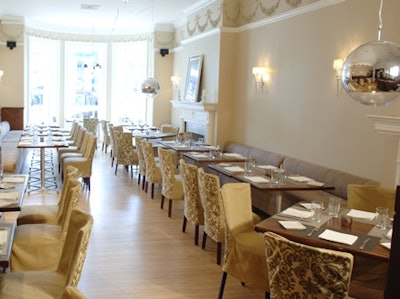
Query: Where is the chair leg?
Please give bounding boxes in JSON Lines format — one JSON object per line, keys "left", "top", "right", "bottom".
{"left": 151, "top": 183, "right": 155, "bottom": 199}
{"left": 265, "top": 292, "right": 270, "bottom": 299}
{"left": 142, "top": 176, "right": 146, "bottom": 190}
{"left": 182, "top": 216, "right": 187, "bottom": 233}
{"left": 137, "top": 173, "right": 141, "bottom": 185}
{"left": 195, "top": 224, "right": 199, "bottom": 246}
{"left": 168, "top": 199, "right": 172, "bottom": 217}
{"left": 115, "top": 163, "right": 118, "bottom": 175}
{"left": 202, "top": 232, "right": 207, "bottom": 249}
{"left": 217, "top": 242, "right": 222, "bottom": 265}
{"left": 145, "top": 182, "right": 148, "bottom": 193}
{"left": 161, "top": 195, "right": 165, "bottom": 209}
{"left": 218, "top": 272, "right": 227, "bottom": 299}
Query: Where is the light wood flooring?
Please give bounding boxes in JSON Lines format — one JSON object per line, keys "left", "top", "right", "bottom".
{"left": 4, "top": 147, "right": 265, "bottom": 299}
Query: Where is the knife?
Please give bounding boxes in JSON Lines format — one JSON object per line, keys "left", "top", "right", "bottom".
{"left": 307, "top": 227, "right": 318, "bottom": 237}
{"left": 359, "top": 238, "right": 371, "bottom": 250}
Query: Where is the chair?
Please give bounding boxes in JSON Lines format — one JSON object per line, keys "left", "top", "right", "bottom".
{"left": 264, "top": 231, "right": 354, "bottom": 299}
{"left": 347, "top": 184, "right": 395, "bottom": 216}
{"left": 135, "top": 136, "right": 146, "bottom": 189}
{"left": 63, "top": 133, "right": 97, "bottom": 190}
{"left": 180, "top": 159, "right": 204, "bottom": 245}
{"left": 114, "top": 131, "right": 139, "bottom": 176}
{"left": 82, "top": 117, "right": 98, "bottom": 136}
{"left": 160, "top": 123, "right": 179, "bottom": 141}
{"left": 58, "top": 130, "right": 89, "bottom": 173}
{"left": 0, "top": 209, "right": 93, "bottom": 299}
{"left": 11, "top": 178, "right": 82, "bottom": 272}
{"left": 100, "top": 120, "right": 111, "bottom": 153}
{"left": 218, "top": 183, "right": 269, "bottom": 299}
{"left": 197, "top": 167, "right": 225, "bottom": 265}
{"left": 142, "top": 140, "right": 162, "bottom": 199}
{"left": 61, "top": 286, "right": 87, "bottom": 299}
{"left": 109, "top": 125, "right": 123, "bottom": 167}
{"left": 158, "top": 147, "right": 184, "bottom": 217}
{"left": 16, "top": 166, "right": 79, "bottom": 225}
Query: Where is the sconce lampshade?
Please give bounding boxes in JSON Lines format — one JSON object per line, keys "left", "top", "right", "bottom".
{"left": 141, "top": 77, "right": 160, "bottom": 96}
{"left": 341, "top": 41, "right": 400, "bottom": 106}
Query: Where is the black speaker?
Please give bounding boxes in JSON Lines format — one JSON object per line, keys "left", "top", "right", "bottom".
{"left": 160, "top": 48, "right": 169, "bottom": 57}
{"left": 6, "top": 41, "right": 16, "bottom": 50}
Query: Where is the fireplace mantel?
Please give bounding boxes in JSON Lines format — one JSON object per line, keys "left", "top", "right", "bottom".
{"left": 171, "top": 100, "right": 217, "bottom": 144}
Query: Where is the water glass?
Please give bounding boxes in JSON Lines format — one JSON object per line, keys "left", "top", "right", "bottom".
{"left": 328, "top": 197, "right": 341, "bottom": 218}
{"left": 272, "top": 168, "right": 286, "bottom": 184}
{"left": 244, "top": 158, "right": 255, "bottom": 176}
{"left": 376, "top": 207, "right": 389, "bottom": 229}
{"left": 0, "top": 163, "right": 3, "bottom": 179}
{"left": 311, "top": 201, "right": 323, "bottom": 223}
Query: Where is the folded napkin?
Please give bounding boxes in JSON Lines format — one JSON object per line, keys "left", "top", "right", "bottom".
{"left": 0, "top": 183, "right": 15, "bottom": 190}
{"left": 278, "top": 220, "right": 306, "bottom": 230}
{"left": 280, "top": 207, "right": 314, "bottom": 219}
{"left": 2, "top": 177, "right": 25, "bottom": 184}
{"left": 307, "top": 180, "right": 324, "bottom": 187}
{"left": 224, "top": 166, "right": 244, "bottom": 172}
{"left": 191, "top": 153, "right": 208, "bottom": 158}
{"left": 245, "top": 176, "right": 270, "bottom": 183}
{"left": 386, "top": 228, "right": 392, "bottom": 239}
{"left": 288, "top": 176, "right": 312, "bottom": 183}
{"left": 299, "top": 203, "right": 313, "bottom": 210}
{"left": 346, "top": 209, "right": 377, "bottom": 221}
{"left": 0, "top": 191, "right": 19, "bottom": 200}
{"left": 381, "top": 242, "right": 391, "bottom": 250}
{"left": 18, "top": 141, "right": 32, "bottom": 146}
{"left": 257, "top": 165, "right": 277, "bottom": 170}
{"left": 318, "top": 229, "right": 358, "bottom": 245}
{"left": 223, "top": 153, "right": 244, "bottom": 158}
{"left": 0, "top": 229, "right": 8, "bottom": 248}
{"left": 53, "top": 142, "right": 67, "bottom": 146}
{"left": 218, "top": 163, "right": 231, "bottom": 167}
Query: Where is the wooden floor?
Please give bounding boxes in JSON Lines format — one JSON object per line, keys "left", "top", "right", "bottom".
{"left": 4, "top": 147, "right": 265, "bottom": 298}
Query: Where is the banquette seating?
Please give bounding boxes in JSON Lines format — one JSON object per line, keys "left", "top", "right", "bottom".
{"left": 0, "top": 121, "right": 26, "bottom": 174}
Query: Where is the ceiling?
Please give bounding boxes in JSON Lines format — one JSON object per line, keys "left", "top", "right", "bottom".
{"left": 0, "top": 0, "right": 205, "bottom": 35}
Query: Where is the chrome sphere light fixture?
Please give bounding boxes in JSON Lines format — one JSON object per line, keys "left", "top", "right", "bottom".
{"left": 141, "top": 77, "right": 160, "bottom": 96}
{"left": 341, "top": 0, "right": 400, "bottom": 106}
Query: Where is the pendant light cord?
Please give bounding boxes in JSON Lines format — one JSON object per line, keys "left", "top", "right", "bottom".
{"left": 377, "top": 0, "right": 383, "bottom": 41}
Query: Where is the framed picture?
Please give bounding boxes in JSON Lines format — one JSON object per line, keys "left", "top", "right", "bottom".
{"left": 184, "top": 55, "right": 203, "bottom": 102}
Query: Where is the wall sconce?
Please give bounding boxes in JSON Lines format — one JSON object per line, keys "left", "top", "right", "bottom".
{"left": 0, "top": 70, "right": 3, "bottom": 85}
{"left": 252, "top": 67, "right": 268, "bottom": 94}
{"left": 171, "top": 76, "right": 181, "bottom": 100}
{"left": 332, "top": 58, "right": 343, "bottom": 96}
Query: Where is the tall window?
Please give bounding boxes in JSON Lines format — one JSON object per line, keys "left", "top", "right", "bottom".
{"left": 27, "top": 36, "right": 60, "bottom": 124}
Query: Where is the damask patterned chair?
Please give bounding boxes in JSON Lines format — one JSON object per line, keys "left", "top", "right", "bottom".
{"left": 109, "top": 125, "right": 123, "bottom": 167}
{"left": 180, "top": 159, "right": 204, "bottom": 245}
{"left": 61, "top": 286, "right": 87, "bottom": 299}
{"left": 100, "top": 120, "right": 111, "bottom": 153}
{"left": 11, "top": 178, "right": 82, "bottom": 271}
{"left": 0, "top": 209, "right": 93, "bottom": 299}
{"left": 160, "top": 123, "right": 179, "bottom": 141}
{"left": 82, "top": 117, "right": 98, "bottom": 136}
{"left": 16, "top": 166, "right": 79, "bottom": 225}
{"left": 218, "top": 183, "right": 269, "bottom": 299}
{"left": 264, "top": 231, "right": 354, "bottom": 299}
{"left": 142, "top": 140, "right": 162, "bottom": 199}
{"left": 135, "top": 137, "right": 146, "bottom": 189}
{"left": 158, "top": 147, "right": 184, "bottom": 217}
{"left": 197, "top": 167, "right": 225, "bottom": 265}
{"left": 114, "top": 132, "right": 139, "bottom": 176}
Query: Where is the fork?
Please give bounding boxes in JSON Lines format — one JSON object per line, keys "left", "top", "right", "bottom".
{"left": 359, "top": 238, "right": 371, "bottom": 250}
{"left": 306, "top": 227, "right": 318, "bottom": 237}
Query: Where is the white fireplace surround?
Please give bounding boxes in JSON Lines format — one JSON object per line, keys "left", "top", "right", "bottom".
{"left": 171, "top": 101, "right": 217, "bottom": 145}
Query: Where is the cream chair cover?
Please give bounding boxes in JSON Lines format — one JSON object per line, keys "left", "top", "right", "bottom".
{"left": 264, "top": 231, "right": 354, "bottom": 299}
{"left": 158, "top": 147, "right": 184, "bottom": 217}
{"left": 142, "top": 140, "right": 162, "bottom": 199}
{"left": 16, "top": 166, "right": 79, "bottom": 225}
{"left": 197, "top": 167, "right": 225, "bottom": 265}
{"left": 11, "top": 179, "right": 83, "bottom": 272}
{"left": 180, "top": 159, "right": 204, "bottom": 245}
{"left": 135, "top": 137, "right": 146, "bottom": 188}
{"left": 58, "top": 126, "right": 86, "bottom": 171}
{"left": 58, "top": 130, "right": 89, "bottom": 172}
{"left": 109, "top": 125, "right": 123, "bottom": 167}
{"left": 114, "top": 132, "right": 139, "bottom": 175}
{"left": 100, "top": 120, "right": 111, "bottom": 153}
{"left": 61, "top": 286, "right": 87, "bottom": 299}
{"left": 219, "top": 183, "right": 269, "bottom": 297}
{"left": 63, "top": 134, "right": 97, "bottom": 190}
{"left": 0, "top": 209, "right": 93, "bottom": 299}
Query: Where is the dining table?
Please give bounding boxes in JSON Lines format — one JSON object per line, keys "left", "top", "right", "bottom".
{"left": 254, "top": 202, "right": 390, "bottom": 262}
{"left": 208, "top": 162, "right": 334, "bottom": 215}
{"left": 0, "top": 223, "right": 16, "bottom": 272}
{"left": 0, "top": 174, "right": 29, "bottom": 212}
{"left": 183, "top": 151, "right": 247, "bottom": 171}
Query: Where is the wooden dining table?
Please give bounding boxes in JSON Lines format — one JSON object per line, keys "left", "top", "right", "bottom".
{"left": 183, "top": 151, "right": 247, "bottom": 169}
{"left": 208, "top": 162, "right": 334, "bottom": 215}
{"left": 254, "top": 203, "right": 390, "bottom": 262}
{"left": 0, "top": 223, "right": 16, "bottom": 272}
{"left": 0, "top": 174, "right": 29, "bottom": 212}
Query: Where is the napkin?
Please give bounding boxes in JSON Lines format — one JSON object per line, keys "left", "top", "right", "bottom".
{"left": 3, "top": 177, "right": 25, "bottom": 184}
{"left": 0, "top": 229, "right": 8, "bottom": 248}
{"left": 18, "top": 141, "right": 32, "bottom": 146}
{"left": 53, "top": 141, "right": 67, "bottom": 146}
{"left": 0, "top": 183, "right": 15, "bottom": 190}
{"left": 223, "top": 153, "right": 244, "bottom": 158}
{"left": 218, "top": 163, "right": 231, "bottom": 167}
{"left": 280, "top": 207, "right": 314, "bottom": 219}
{"left": 386, "top": 228, "right": 392, "bottom": 239}
{"left": 0, "top": 191, "right": 19, "bottom": 200}
{"left": 307, "top": 180, "right": 324, "bottom": 187}
{"left": 245, "top": 176, "right": 270, "bottom": 183}
{"left": 224, "top": 166, "right": 244, "bottom": 172}
{"left": 288, "top": 176, "right": 312, "bottom": 183}
{"left": 257, "top": 165, "right": 277, "bottom": 170}
{"left": 346, "top": 209, "right": 377, "bottom": 221}
{"left": 299, "top": 203, "right": 312, "bottom": 210}
{"left": 191, "top": 153, "right": 208, "bottom": 158}
{"left": 381, "top": 242, "right": 391, "bottom": 250}
{"left": 318, "top": 229, "right": 358, "bottom": 245}
{"left": 278, "top": 220, "right": 306, "bottom": 230}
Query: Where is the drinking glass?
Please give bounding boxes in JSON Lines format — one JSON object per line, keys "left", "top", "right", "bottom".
{"left": 376, "top": 207, "right": 389, "bottom": 229}
{"left": 244, "top": 158, "right": 255, "bottom": 176}
{"left": 328, "top": 197, "right": 341, "bottom": 218}
{"left": 0, "top": 163, "right": 3, "bottom": 180}
{"left": 311, "top": 200, "right": 323, "bottom": 223}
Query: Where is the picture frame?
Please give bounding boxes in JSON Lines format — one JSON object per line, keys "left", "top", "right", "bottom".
{"left": 184, "top": 55, "right": 203, "bottom": 102}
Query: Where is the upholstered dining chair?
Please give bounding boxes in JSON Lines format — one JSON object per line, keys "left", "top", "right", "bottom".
{"left": 347, "top": 184, "right": 395, "bottom": 216}
{"left": 219, "top": 183, "right": 269, "bottom": 299}
{"left": 100, "top": 120, "right": 111, "bottom": 153}
{"left": 58, "top": 130, "right": 89, "bottom": 173}
{"left": 16, "top": 166, "right": 79, "bottom": 225}
{"left": 158, "top": 147, "right": 184, "bottom": 217}
{"left": 62, "top": 133, "right": 97, "bottom": 190}
{"left": 197, "top": 167, "right": 225, "bottom": 265}
{"left": 264, "top": 231, "right": 354, "bottom": 299}
{"left": 82, "top": 117, "right": 98, "bottom": 136}
{"left": 160, "top": 123, "right": 179, "bottom": 141}
{"left": 134, "top": 136, "right": 146, "bottom": 189}
{"left": 0, "top": 208, "right": 93, "bottom": 299}
{"left": 109, "top": 125, "right": 123, "bottom": 167}
{"left": 142, "top": 140, "right": 162, "bottom": 199}
{"left": 10, "top": 178, "right": 83, "bottom": 272}
{"left": 114, "top": 131, "right": 139, "bottom": 176}
{"left": 61, "top": 286, "right": 87, "bottom": 299}
{"left": 180, "top": 159, "right": 204, "bottom": 245}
